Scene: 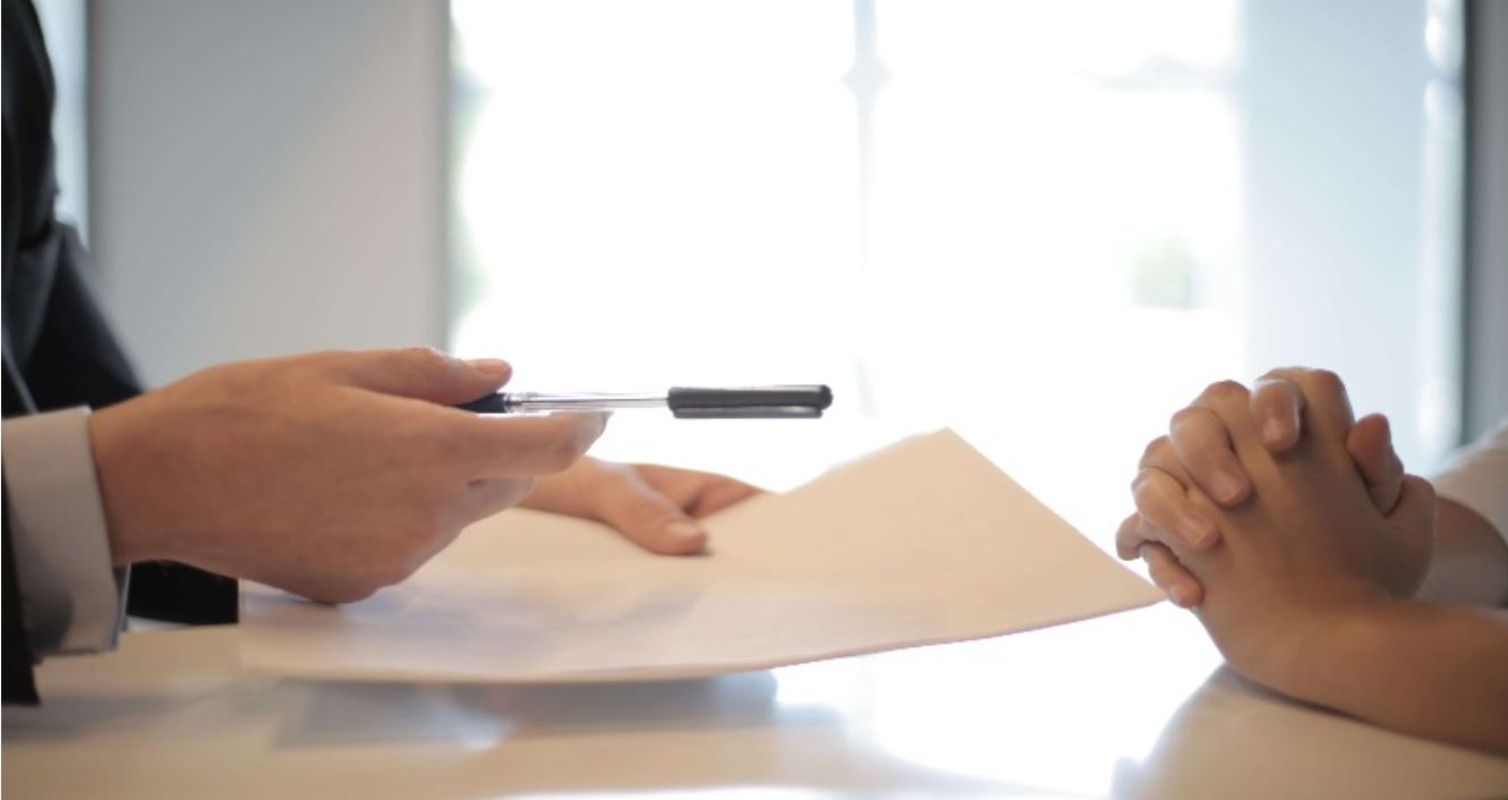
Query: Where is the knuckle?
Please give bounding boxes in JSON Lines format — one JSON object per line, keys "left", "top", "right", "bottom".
{"left": 1167, "top": 406, "right": 1196, "bottom": 427}
{"left": 1258, "top": 365, "right": 1302, "bottom": 383}
{"left": 1201, "top": 379, "right": 1249, "bottom": 403}
{"left": 400, "top": 346, "right": 452, "bottom": 373}
{"left": 1252, "top": 376, "right": 1298, "bottom": 403}
{"left": 1304, "top": 368, "right": 1345, "bottom": 395}
{"left": 1130, "top": 477, "right": 1185, "bottom": 530}
{"left": 1168, "top": 405, "right": 1213, "bottom": 434}
{"left": 1139, "top": 436, "right": 1172, "bottom": 468}
{"left": 1130, "top": 469, "right": 1164, "bottom": 505}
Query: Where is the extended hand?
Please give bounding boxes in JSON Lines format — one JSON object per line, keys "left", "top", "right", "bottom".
{"left": 89, "top": 348, "right": 606, "bottom": 603}
{"left": 521, "top": 458, "right": 762, "bottom": 554}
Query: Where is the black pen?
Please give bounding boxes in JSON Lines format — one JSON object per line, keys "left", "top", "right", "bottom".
{"left": 456, "top": 385, "right": 833, "bottom": 419}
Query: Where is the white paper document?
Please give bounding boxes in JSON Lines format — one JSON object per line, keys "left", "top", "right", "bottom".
{"left": 240, "top": 430, "right": 1162, "bottom": 683}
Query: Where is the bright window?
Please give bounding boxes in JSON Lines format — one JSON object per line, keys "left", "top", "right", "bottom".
{"left": 451, "top": 1, "right": 1461, "bottom": 549}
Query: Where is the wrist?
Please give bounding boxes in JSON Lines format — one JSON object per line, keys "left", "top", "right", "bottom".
{"left": 88, "top": 403, "right": 170, "bottom": 565}
{"left": 1266, "top": 595, "right": 1411, "bottom": 705}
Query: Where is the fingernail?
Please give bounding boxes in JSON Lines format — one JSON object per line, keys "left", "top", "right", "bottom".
{"left": 468, "top": 358, "right": 510, "bottom": 379}
{"left": 1179, "top": 514, "right": 1214, "bottom": 548}
{"left": 664, "top": 520, "right": 706, "bottom": 543}
{"left": 1262, "top": 418, "right": 1287, "bottom": 446}
{"left": 1210, "top": 470, "right": 1245, "bottom": 504}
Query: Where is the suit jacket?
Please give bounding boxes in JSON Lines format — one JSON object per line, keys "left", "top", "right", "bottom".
{"left": 3, "top": 0, "right": 235, "bottom": 705}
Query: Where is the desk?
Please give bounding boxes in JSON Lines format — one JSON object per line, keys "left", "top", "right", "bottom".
{"left": 5, "top": 604, "right": 1507, "bottom": 799}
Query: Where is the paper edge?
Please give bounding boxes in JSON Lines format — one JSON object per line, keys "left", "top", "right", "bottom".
{"left": 238, "top": 427, "right": 1165, "bottom": 684}
{"left": 238, "top": 590, "right": 1164, "bottom": 685}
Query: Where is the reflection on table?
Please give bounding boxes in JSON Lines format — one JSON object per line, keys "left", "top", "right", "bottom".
{"left": 5, "top": 605, "right": 1507, "bottom": 799}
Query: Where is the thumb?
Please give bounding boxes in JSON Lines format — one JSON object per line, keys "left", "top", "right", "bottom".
{"left": 592, "top": 472, "right": 710, "bottom": 556}
{"left": 329, "top": 348, "right": 511, "bottom": 405}
{"left": 1384, "top": 474, "right": 1436, "bottom": 597}
{"left": 1388, "top": 474, "right": 1436, "bottom": 535}
{"left": 1347, "top": 413, "right": 1405, "bottom": 514}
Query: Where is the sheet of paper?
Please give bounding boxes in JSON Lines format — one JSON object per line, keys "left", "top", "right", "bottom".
{"left": 240, "top": 429, "right": 1162, "bottom": 683}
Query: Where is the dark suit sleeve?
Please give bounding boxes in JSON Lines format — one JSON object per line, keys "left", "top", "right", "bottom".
{"left": 3, "top": 0, "right": 235, "bottom": 631}
{"left": 4, "top": 481, "right": 41, "bottom": 706}
{"left": 3, "top": 322, "right": 40, "bottom": 705}
{"left": 19, "top": 226, "right": 140, "bottom": 412}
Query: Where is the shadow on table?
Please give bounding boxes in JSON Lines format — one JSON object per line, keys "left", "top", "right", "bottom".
{"left": 1, "top": 691, "right": 209, "bottom": 742}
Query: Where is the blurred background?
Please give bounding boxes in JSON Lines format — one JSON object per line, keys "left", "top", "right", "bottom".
{"left": 37, "top": 0, "right": 1508, "bottom": 552}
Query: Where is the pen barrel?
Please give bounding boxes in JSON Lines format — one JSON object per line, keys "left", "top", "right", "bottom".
{"left": 668, "top": 385, "right": 832, "bottom": 419}
{"left": 455, "top": 392, "right": 666, "bottom": 414}
{"left": 456, "top": 386, "right": 834, "bottom": 417}
{"left": 516, "top": 393, "right": 665, "bottom": 413}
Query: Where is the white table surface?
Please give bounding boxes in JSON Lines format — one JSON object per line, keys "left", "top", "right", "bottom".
{"left": 5, "top": 603, "right": 1507, "bottom": 800}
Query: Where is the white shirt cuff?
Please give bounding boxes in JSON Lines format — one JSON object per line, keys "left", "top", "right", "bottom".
{"left": 3, "top": 407, "right": 127, "bottom": 655}
{"left": 1432, "top": 419, "right": 1508, "bottom": 551}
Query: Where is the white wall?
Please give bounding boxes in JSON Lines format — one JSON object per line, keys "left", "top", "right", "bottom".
{"left": 33, "top": 0, "right": 89, "bottom": 237}
{"left": 90, "top": 0, "right": 448, "bottom": 386}
{"left": 1466, "top": 0, "right": 1508, "bottom": 440}
{"left": 1239, "top": 0, "right": 1452, "bottom": 468}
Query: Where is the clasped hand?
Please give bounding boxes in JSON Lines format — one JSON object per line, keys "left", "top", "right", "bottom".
{"left": 1116, "top": 368, "right": 1435, "bottom": 682}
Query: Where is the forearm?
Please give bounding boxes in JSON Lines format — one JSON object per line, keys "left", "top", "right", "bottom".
{"left": 1282, "top": 600, "right": 1508, "bottom": 756}
{"left": 1415, "top": 499, "right": 1508, "bottom": 607}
